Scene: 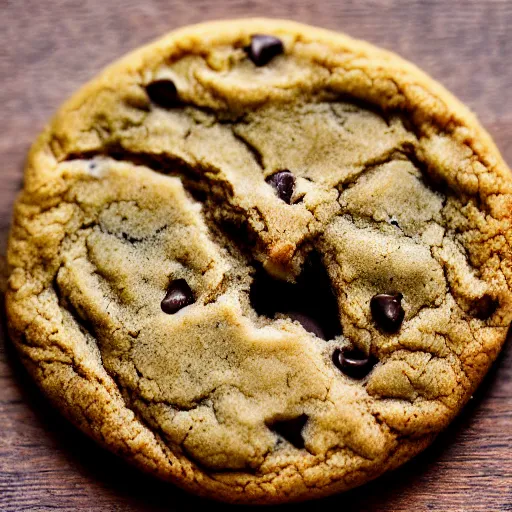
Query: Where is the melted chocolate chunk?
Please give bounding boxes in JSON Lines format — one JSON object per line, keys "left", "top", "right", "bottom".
{"left": 268, "top": 415, "right": 308, "bottom": 449}
{"left": 370, "top": 293, "right": 404, "bottom": 332}
{"left": 332, "top": 348, "right": 376, "bottom": 380}
{"left": 161, "top": 279, "right": 195, "bottom": 314}
{"left": 146, "top": 79, "right": 180, "bottom": 108}
{"left": 266, "top": 170, "right": 295, "bottom": 204}
{"left": 245, "top": 34, "right": 284, "bottom": 66}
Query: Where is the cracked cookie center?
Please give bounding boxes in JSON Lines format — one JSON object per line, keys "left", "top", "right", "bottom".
{"left": 249, "top": 253, "right": 342, "bottom": 340}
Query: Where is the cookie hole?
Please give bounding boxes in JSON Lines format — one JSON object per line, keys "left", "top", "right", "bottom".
{"left": 249, "top": 252, "right": 342, "bottom": 340}
{"left": 267, "top": 414, "right": 308, "bottom": 449}
{"left": 469, "top": 295, "right": 499, "bottom": 320}
{"left": 187, "top": 187, "right": 208, "bottom": 203}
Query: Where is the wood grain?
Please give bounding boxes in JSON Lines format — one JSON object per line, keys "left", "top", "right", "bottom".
{"left": 1, "top": 1, "right": 511, "bottom": 510}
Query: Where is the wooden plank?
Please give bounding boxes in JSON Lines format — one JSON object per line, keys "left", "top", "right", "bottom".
{"left": 1, "top": 1, "right": 511, "bottom": 510}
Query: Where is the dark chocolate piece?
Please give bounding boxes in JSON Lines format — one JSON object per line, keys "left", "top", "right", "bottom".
{"left": 332, "top": 348, "right": 376, "bottom": 379}
{"left": 246, "top": 34, "right": 284, "bottom": 66}
{"left": 161, "top": 279, "right": 195, "bottom": 314}
{"left": 266, "top": 170, "right": 295, "bottom": 204}
{"left": 370, "top": 293, "right": 404, "bottom": 332}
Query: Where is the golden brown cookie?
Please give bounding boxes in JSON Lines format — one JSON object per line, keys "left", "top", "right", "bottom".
{"left": 6, "top": 19, "right": 512, "bottom": 504}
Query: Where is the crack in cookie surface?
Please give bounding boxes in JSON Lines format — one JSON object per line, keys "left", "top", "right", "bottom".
{"left": 6, "top": 19, "right": 512, "bottom": 504}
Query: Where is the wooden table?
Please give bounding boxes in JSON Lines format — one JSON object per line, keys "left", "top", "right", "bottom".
{"left": 1, "top": 1, "right": 511, "bottom": 510}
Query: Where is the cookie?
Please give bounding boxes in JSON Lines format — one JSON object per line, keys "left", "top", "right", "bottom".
{"left": 6, "top": 19, "right": 512, "bottom": 504}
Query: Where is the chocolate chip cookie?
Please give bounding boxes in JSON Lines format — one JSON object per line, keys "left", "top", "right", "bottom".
{"left": 6, "top": 19, "right": 512, "bottom": 504}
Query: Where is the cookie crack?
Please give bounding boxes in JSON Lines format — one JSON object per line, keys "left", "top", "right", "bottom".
{"left": 231, "top": 129, "right": 265, "bottom": 169}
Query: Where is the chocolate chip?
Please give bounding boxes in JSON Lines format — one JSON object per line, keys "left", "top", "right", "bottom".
{"left": 268, "top": 415, "right": 308, "bottom": 449}
{"left": 161, "top": 279, "right": 194, "bottom": 314}
{"left": 245, "top": 34, "right": 284, "bottom": 66}
{"left": 266, "top": 171, "right": 295, "bottom": 204}
{"left": 287, "top": 311, "right": 326, "bottom": 340}
{"left": 332, "top": 348, "right": 376, "bottom": 380}
{"left": 146, "top": 79, "right": 179, "bottom": 108}
{"left": 370, "top": 293, "right": 404, "bottom": 332}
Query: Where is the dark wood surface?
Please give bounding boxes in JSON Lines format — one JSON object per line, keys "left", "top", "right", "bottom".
{"left": 1, "top": 1, "right": 511, "bottom": 510}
